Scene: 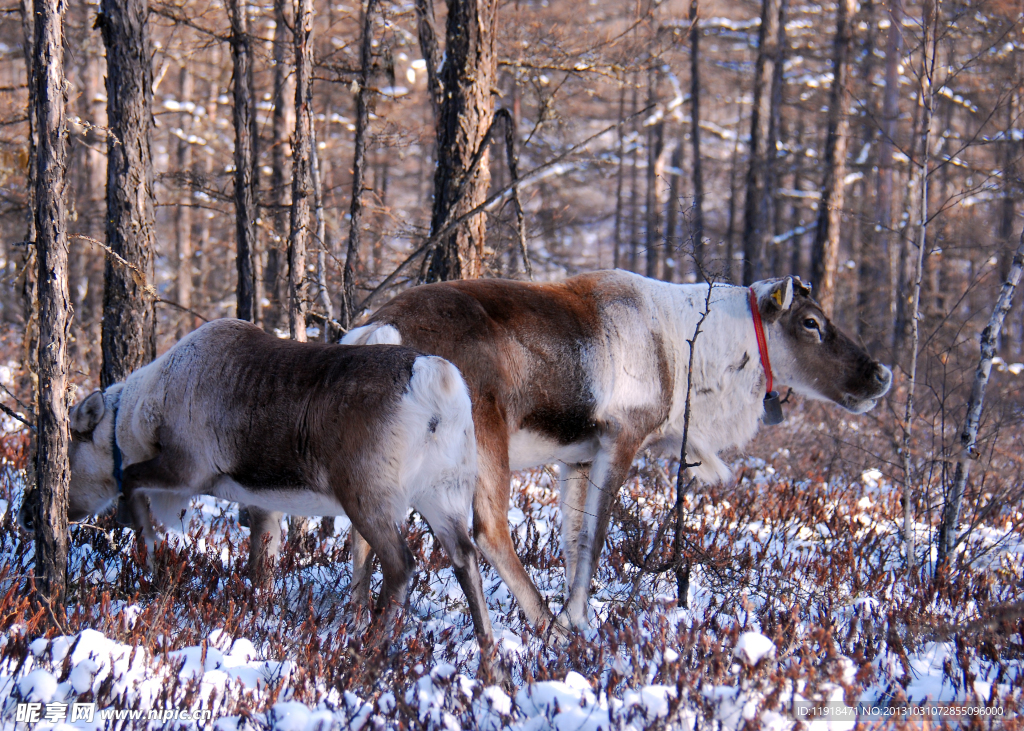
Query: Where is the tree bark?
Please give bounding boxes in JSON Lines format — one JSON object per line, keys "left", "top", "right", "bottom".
{"left": 288, "top": 0, "right": 314, "bottom": 342}
{"left": 341, "top": 0, "right": 378, "bottom": 328}
{"left": 938, "top": 232, "right": 1024, "bottom": 568}
{"left": 899, "top": 0, "right": 935, "bottom": 576}
{"left": 644, "top": 67, "right": 663, "bottom": 280}
{"left": 229, "top": 0, "right": 258, "bottom": 322}
{"left": 810, "top": 0, "right": 854, "bottom": 317}
{"left": 613, "top": 83, "right": 626, "bottom": 270}
{"left": 173, "top": 65, "right": 193, "bottom": 340}
{"left": 725, "top": 105, "right": 741, "bottom": 282}
{"left": 741, "top": 0, "right": 785, "bottom": 285}
{"left": 311, "top": 128, "right": 332, "bottom": 339}
{"left": 265, "top": 0, "right": 289, "bottom": 332}
{"left": 18, "top": 0, "right": 39, "bottom": 495}
{"left": 628, "top": 78, "right": 640, "bottom": 273}
{"left": 664, "top": 139, "right": 682, "bottom": 283}
{"left": 878, "top": 0, "right": 904, "bottom": 346}
{"left": 98, "top": 0, "right": 157, "bottom": 388}
{"left": 414, "top": 0, "right": 443, "bottom": 122}
{"left": 689, "top": 0, "right": 705, "bottom": 278}
{"left": 33, "top": 0, "right": 71, "bottom": 607}
{"left": 422, "top": 0, "right": 498, "bottom": 282}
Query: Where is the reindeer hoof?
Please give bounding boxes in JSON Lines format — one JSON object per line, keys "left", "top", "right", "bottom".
{"left": 477, "top": 647, "right": 513, "bottom": 691}
{"left": 542, "top": 615, "right": 573, "bottom": 647}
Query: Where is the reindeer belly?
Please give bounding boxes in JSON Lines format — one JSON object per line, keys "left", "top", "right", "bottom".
{"left": 508, "top": 429, "right": 600, "bottom": 470}
{"left": 210, "top": 476, "right": 348, "bottom": 517}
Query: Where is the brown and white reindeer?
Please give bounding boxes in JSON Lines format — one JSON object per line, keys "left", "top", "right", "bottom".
{"left": 343, "top": 271, "right": 892, "bottom": 634}
{"left": 21, "top": 319, "right": 494, "bottom": 653}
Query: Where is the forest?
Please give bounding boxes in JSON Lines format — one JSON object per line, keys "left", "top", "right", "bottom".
{"left": 0, "top": 0, "right": 1021, "bottom": 726}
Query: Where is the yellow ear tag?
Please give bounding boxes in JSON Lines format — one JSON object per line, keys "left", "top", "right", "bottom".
{"left": 771, "top": 289, "right": 784, "bottom": 307}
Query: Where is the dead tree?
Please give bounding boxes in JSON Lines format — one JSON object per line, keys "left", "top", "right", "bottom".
{"left": 32, "top": 0, "right": 71, "bottom": 607}
{"left": 741, "top": 0, "right": 785, "bottom": 284}
{"left": 341, "top": 0, "right": 379, "bottom": 328}
{"left": 288, "top": 0, "right": 314, "bottom": 342}
{"left": 98, "top": 0, "right": 157, "bottom": 387}
{"left": 229, "top": 0, "right": 258, "bottom": 322}
{"left": 810, "top": 0, "right": 855, "bottom": 317}
{"left": 421, "top": 0, "right": 499, "bottom": 282}
{"left": 937, "top": 231, "right": 1024, "bottom": 569}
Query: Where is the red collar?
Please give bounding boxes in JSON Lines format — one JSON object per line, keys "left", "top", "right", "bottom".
{"left": 748, "top": 288, "right": 773, "bottom": 395}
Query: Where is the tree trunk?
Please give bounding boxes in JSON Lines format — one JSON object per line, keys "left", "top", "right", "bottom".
{"left": 628, "top": 78, "right": 640, "bottom": 273}
{"left": 311, "top": 128, "right": 333, "bottom": 339}
{"left": 414, "top": 0, "right": 443, "bottom": 121}
{"left": 899, "top": 0, "right": 935, "bottom": 577}
{"left": 174, "top": 65, "right": 193, "bottom": 340}
{"left": 98, "top": 0, "right": 157, "bottom": 388}
{"left": 422, "top": 0, "right": 498, "bottom": 282}
{"left": 788, "top": 115, "right": 805, "bottom": 279}
{"left": 18, "top": 0, "right": 39, "bottom": 494}
{"left": 288, "top": 0, "right": 314, "bottom": 343}
{"left": 937, "top": 232, "right": 1024, "bottom": 568}
{"left": 689, "top": 0, "right": 706, "bottom": 279}
{"left": 341, "top": 0, "right": 378, "bottom": 327}
{"left": 265, "top": 0, "right": 289, "bottom": 332}
{"left": 644, "top": 67, "right": 663, "bottom": 280}
{"left": 725, "top": 106, "right": 741, "bottom": 282}
{"left": 810, "top": 0, "right": 854, "bottom": 317}
{"left": 32, "top": 0, "right": 71, "bottom": 607}
{"left": 664, "top": 140, "right": 682, "bottom": 283}
{"left": 741, "top": 0, "right": 785, "bottom": 285}
{"left": 230, "top": 0, "right": 258, "bottom": 322}
{"left": 878, "top": 0, "right": 904, "bottom": 346}
{"left": 613, "top": 83, "right": 626, "bottom": 270}
{"left": 742, "top": 0, "right": 784, "bottom": 283}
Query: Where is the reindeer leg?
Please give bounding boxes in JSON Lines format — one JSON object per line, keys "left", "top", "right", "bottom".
{"left": 558, "top": 462, "right": 590, "bottom": 594}
{"left": 349, "top": 515, "right": 414, "bottom": 627}
{"left": 246, "top": 507, "right": 283, "bottom": 589}
{"left": 471, "top": 407, "right": 559, "bottom": 638}
{"left": 558, "top": 434, "right": 642, "bottom": 632}
{"left": 121, "top": 454, "right": 190, "bottom": 570}
{"left": 349, "top": 528, "right": 375, "bottom": 629}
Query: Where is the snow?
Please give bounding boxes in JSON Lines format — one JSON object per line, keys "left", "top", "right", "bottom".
{"left": 733, "top": 632, "right": 776, "bottom": 665}
{"left": 0, "top": 453, "right": 1021, "bottom": 729}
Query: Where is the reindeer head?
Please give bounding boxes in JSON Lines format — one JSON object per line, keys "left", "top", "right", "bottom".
{"left": 751, "top": 277, "right": 892, "bottom": 414}
{"left": 19, "top": 389, "right": 121, "bottom": 533}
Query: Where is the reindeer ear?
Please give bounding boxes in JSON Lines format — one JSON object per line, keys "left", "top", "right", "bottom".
{"left": 756, "top": 278, "right": 794, "bottom": 323}
{"left": 70, "top": 390, "right": 105, "bottom": 437}
{"left": 791, "top": 276, "right": 812, "bottom": 297}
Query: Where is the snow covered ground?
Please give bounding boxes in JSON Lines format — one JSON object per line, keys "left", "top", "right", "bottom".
{"left": 0, "top": 448, "right": 1021, "bottom": 729}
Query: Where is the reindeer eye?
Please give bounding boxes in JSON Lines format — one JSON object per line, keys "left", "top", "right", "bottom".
{"left": 803, "top": 318, "right": 820, "bottom": 331}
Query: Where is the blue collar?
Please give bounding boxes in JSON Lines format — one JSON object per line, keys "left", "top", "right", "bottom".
{"left": 110, "top": 403, "right": 123, "bottom": 495}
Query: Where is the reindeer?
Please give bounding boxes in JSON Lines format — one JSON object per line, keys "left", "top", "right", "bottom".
{"left": 343, "top": 271, "right": 893, "bottom": 634}
{"left": 21, "top": 319, "right": 494, "bottom": 653}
